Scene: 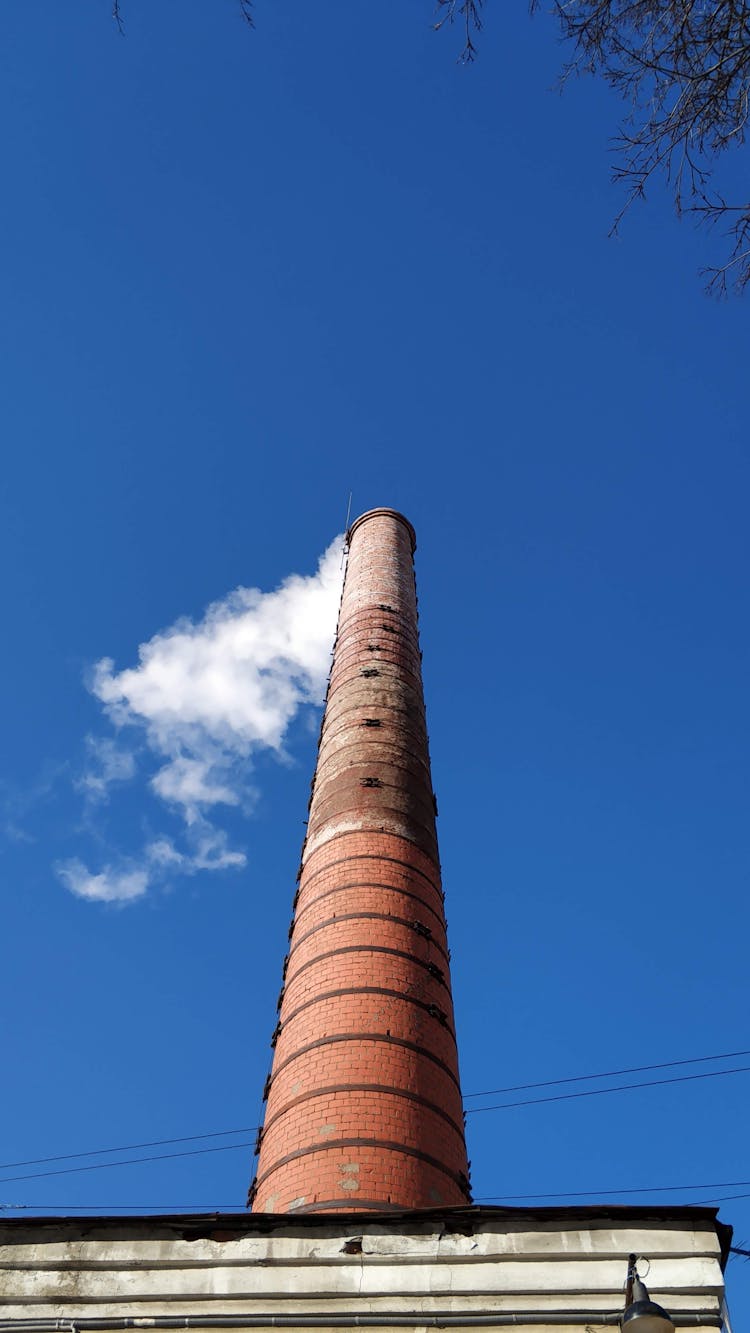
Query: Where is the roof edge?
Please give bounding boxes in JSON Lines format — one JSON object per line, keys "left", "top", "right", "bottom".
{"left": 0, "top": 1202, "right": 731, "bottom": 1266}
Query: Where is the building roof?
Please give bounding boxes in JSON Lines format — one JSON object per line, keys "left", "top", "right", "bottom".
{"left": 0, "top": 1201, "right": 732, "bottom": 1267}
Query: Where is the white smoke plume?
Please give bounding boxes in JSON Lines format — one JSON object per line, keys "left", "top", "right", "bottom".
{"left": 57, "top": 536, "right": 344, "bottom": 904}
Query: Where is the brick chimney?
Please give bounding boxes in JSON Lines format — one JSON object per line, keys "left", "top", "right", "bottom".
{"left": 251, "top": 508, "right": 471, "bottom": 1214}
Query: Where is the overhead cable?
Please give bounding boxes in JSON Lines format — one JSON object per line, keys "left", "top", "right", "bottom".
{"left": 464, "top": 1063, "right": 750, "bottom": 1114}
{"left": 1, "top": 1204, "right": 247, "bottom": 1212}
{"left": 463, "top": 1047, "right": 750, "bottom": 1099}
{"left": 475, "top": 1178, "right": 750, "bottom": 1201}
{"left": 8, "top": 1183, "right": 750, "bottom": 1215}
{"left": 0, "top": 1128, "right": 255, "bottom": 1173}
{"left": 4, "top": 1045, "right": 749, "bottom": 1184}
{"left": 0, "top": 1143, "right": 253, "bottom": 1186}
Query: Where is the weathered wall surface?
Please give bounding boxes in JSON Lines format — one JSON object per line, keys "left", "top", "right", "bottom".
{"left": 0, "top": 1208, "right": 728, "bottom": 1330}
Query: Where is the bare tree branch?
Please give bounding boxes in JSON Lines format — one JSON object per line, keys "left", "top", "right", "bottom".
{"left": 433, "top": 0, "right": 750, "bottom": 291}
{"left": 433, "top": 0, "right": 485, "bottom": 63}
{"left": 106, "top": 0, "right": 749, "bottom": 292}
{"left": 549, "top": 0, "right": 750, "bottom": 292}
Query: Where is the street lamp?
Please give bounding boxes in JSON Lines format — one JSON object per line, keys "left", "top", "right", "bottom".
{"left": 621, "top": 1255, "right": 675, "bottom": 1333}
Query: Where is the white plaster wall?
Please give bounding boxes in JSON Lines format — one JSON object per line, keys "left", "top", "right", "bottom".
{"left": 0, "top": 1213, "right": 726, "bottom": 1330}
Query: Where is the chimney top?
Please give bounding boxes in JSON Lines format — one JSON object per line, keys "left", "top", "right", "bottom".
{"left": 347, "top": 507, "right": 417, "bottom": 553}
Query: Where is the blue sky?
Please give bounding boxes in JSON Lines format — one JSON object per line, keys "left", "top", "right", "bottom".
{"left": 1, "top": 0, "right": 749, "bottom": 1320}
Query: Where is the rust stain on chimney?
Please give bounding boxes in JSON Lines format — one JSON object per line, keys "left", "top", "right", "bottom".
{"left": 251, "top": 508, "right": 471, "bottom": 1214}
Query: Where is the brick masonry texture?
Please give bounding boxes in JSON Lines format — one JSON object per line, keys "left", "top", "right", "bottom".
{"left": 252, "top": 509, "right": 471, "bottom": 1213}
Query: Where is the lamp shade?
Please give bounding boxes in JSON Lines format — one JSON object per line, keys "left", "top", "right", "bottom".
{"left": 621, "top": 1277, "right": 676, "bottom": 1333}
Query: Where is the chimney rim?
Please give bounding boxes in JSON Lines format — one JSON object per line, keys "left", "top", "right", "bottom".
{"left": 347, "top": 508, "right": 417, "bottom": 554}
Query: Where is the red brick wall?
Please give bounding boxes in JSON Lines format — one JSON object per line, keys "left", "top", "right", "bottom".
{"left": 251, "top": 509, "right": 470, "bottom": 1213}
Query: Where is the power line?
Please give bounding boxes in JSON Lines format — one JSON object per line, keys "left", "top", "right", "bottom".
{"left": 1, "top": 1204, "right": 248, "bottom": 1212}
{"left": 465, "top": 1063, "right": 750, "bottom": 1114}
{"left": 11, "top": 1183, "right": 750, "bottom": 1215}
{"left": 0, "top": 1142, "right": 253, "bottom": 1186}
{"left": 688, "top": 1190, "right": 750, "bottom": 1206}
{"left": 4, "top": 1046, "right": 749, "bottom": 1186}
{"left": 0, "top": 1128, "right": 256, "bottom": 1174}
{"left": 7, "top": 1183, "right": 750, "bottom": 1214}
{"left": 463, "top": 1047, "right": 750, "bottom": 1099}
{"left": 474, "top": 1178, "right": 750, "bottom": 1201}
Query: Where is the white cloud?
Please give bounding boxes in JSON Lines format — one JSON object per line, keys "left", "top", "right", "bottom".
{"left": 77, "top": 736, "right": 137, "bottom": 802}
{"left": 187, "top": 825, "right": 247, "bottom": 872}
{"left": 145, "top": 837, "right": 186, "bottom": 868}
{"left": 145, "top": 826, "right": 247, "bottom": 874}
{"left": 150, "top": 755, "right": 240, "bottom": 817}
{"left": 57, "top": 536, "right": 344, "bottom": 904}
{"left": 56, "top": 859, "right": 150, "bottom": 903}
